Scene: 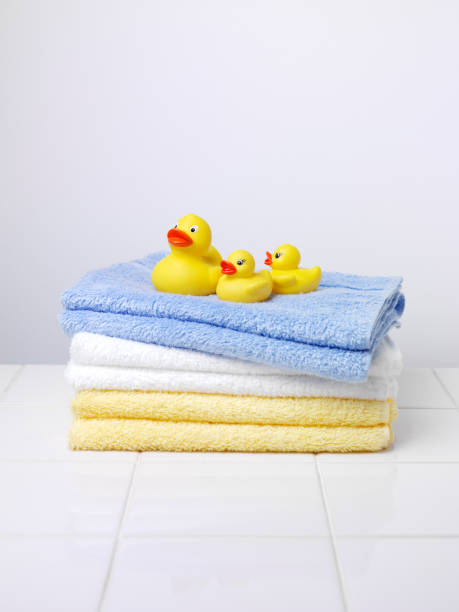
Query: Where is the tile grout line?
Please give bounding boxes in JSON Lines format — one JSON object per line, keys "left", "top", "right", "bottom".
{"left": 310, "top": 462, "right": 459, "bottom": 466}
{"left": 314, "top": 456, "right": 350, "bottom": 612}
{"left": 397, "top": 405, "right": 457, "bottom": 410}
{"left": 0, "top": 365, "right": 24, "bottom": 400}
{"left": 0, "top": 534, "right": 115, "bottom": 541}
{"left": 7, "top": 456, "right": 459, "bottom": 466}
{"left": 0, "top": 458, "right": 139, "bottom": 464}
{"left": 432, "top": 368, "right": 459, "bottom": 411}
{"left": 0, "top": 531, "right": 458, "bottom": 541}
{"left": 334, "top": 534, "right": 459, "bottom": 539}
{"left": 97, "top": 453, "right": 140, "bottom": 612}
{"left": 119, "top": 532, "right": 459, "bottom": 540}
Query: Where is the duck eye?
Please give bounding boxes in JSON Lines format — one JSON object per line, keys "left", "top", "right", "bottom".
{"left": 275, "top": 252, "right": 281, "bottom": 258}
{"left": 190, "top": 225, "right": 198, "bottom": 233}
{"left": 174, "top": 224, "right": 178, "bottom": 228}
{"left": 237, "top": 260, "right": 243, "bottom": 266}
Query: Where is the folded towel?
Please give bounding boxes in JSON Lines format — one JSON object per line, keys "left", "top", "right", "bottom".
{"left": 61, "top": 252, "right": 404, "bottom": 381}
{"left": 66, "top": 362, "right": 398, "bottom": 400}
{"left": 69, "top": 418, "right": 393, "bottom": 452}
{"left": 62, "top": 309, "right": 395, "bottom": 382}
{"left": 62, "top": 251, "right": 404, "bottom": 350}
{"left": 70, "top": 332, "right": 403, "bottom": 378}
{"left": 73, "top": 390, "right": 398, "bottom": 427}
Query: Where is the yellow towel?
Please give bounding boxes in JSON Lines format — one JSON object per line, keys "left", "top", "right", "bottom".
{"left": 73, "top": 390, "right": 398, "bottom": 427}
{"left": 69, "top": 418, "right": 393, "bottom": 453}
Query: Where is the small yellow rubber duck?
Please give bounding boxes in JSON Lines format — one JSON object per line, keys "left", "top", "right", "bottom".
{"left": 264, "top": 244, "right": 321, "bottom": 294}
{"left": 217, "top": 250, "right": 272, "bottom": 303}
{"left": 152, "top": 214, "right": 222, "bottom": 295}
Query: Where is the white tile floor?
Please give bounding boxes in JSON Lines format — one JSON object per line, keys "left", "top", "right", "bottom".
{"left": 0, "top": 366, "right": 458, "bottom": 612}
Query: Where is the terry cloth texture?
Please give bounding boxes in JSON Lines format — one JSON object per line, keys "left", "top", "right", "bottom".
{"left": 62, "top": 251, "right": 404, "bottom": 350}
{"left": 70, "top": 332, "right": 403, "bottom": 378}
{"left": 62, "top": 310, "right": 395, "bottom": 382}
{"left": 66, "top": 363, "right": 398, "bottom": 400}
{"left": 61, "top": 252, "right": 405, "bottom": 382}
{"left": 69, "top": 418, "right": 394, "bottom": 453}
{"left": 73, "top": 390, "right": 398, "bottom": 427}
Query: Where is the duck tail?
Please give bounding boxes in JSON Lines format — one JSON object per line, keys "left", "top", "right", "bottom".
{"left": 204, "top": 246, "right": 222, "bottom": 266}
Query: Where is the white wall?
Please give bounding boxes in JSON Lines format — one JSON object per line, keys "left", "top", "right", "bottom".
{"left": 1, "top": 0, "right": 458, "bottom": 365}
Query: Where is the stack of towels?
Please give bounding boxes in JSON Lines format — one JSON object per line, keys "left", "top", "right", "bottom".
{"left": 61, "top": 251, "right": 405, "bottom": 453}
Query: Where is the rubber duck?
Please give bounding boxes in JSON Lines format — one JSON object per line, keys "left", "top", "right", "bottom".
{"left": 152, "top": 214, "right": 222, "bottom": 295}
{"left": 217, "top": 250, "right": 272, "bottom": 303}
{"left": 264, "top": 244, "right": 321, "bottom": 294}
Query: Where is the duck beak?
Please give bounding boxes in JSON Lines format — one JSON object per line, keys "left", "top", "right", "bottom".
{"left": 264, "top": 251, "right": 273, "bottom": 266}
{"left": 167, "top": 228, "right": 193, "bottom": 247}
{"left": 220, "top": 260, "right": 237, "bottom": 275}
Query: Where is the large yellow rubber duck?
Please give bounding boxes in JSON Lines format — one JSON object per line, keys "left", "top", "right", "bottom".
{"left": 152, "top": 214, "right": 222, "bottom": 295}
{"left": 264, "top": 244, "right": 321, "bottom": 295}
{"left": 217, "top": 250, "right": 272, "bottom": 303}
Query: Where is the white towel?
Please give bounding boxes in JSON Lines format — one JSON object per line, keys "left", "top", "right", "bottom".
{"left": 70, "top": 332, "right": 403, "bottom": 378}
{"left": 66, "top": 362, "right": 398, "bottom": 400}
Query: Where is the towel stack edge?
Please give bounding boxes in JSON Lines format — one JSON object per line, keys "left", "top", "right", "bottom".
{"left": 72, "top": 390, "right": 397, "bottom": 427}
{"left": 61, "top": 253, "right": 404, "bottom": 453}
{"left": 69, "top": 418, "right": 393, "bottom": 453}
{"left": 65, "top": 331, "right": 400, "bottom": 453}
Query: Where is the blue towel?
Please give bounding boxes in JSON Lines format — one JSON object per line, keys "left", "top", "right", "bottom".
{"left": 61, "top": 251, "right": 404, "bottom": 381}
{"left": 62, "top": 309, "right": 380, "bottom": 381}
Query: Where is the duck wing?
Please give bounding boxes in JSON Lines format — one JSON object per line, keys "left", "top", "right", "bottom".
{"left": 246, "top": 276, "right": 271, "bottom": 296}
{"left": 203, "top": 246, "right": 222, "bottom": 266}
{"left": 299, "top": 266, "right": 322, "bottom": 284}
{"left": 273, "top": 271, "right": 296, "bottom": 287}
